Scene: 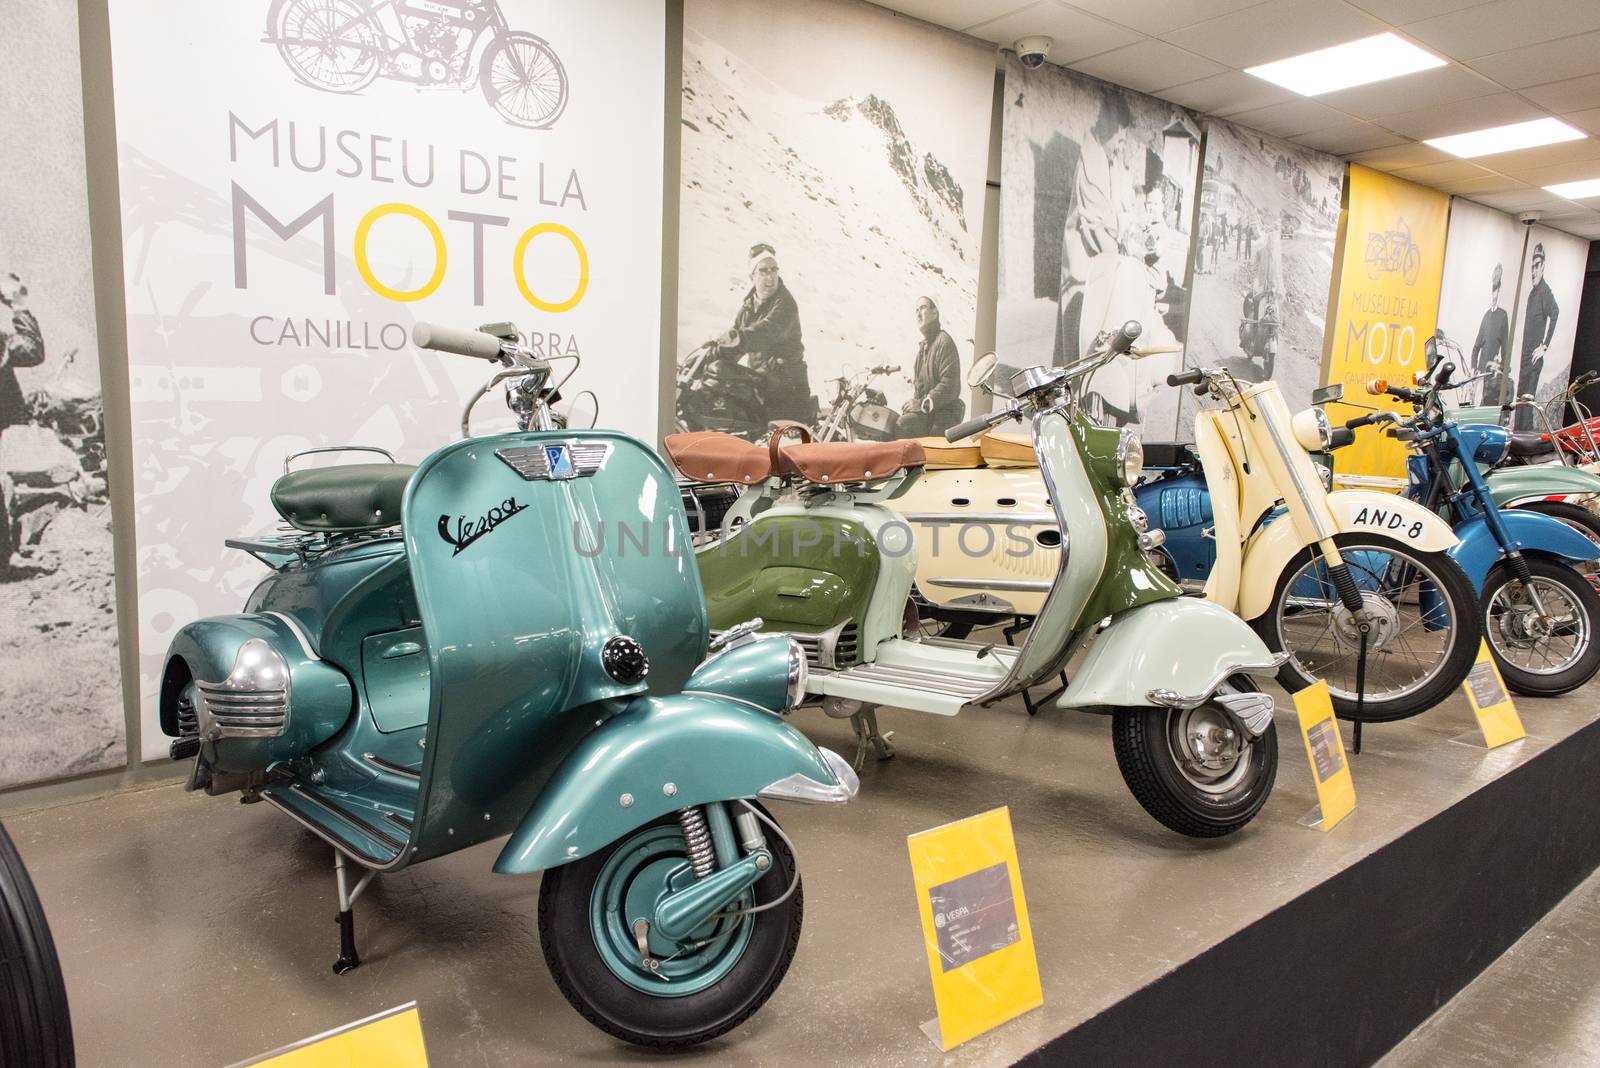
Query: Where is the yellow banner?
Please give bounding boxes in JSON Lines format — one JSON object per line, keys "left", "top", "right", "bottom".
{"left": 907, "top": 807, "right": 1042, "bottom": 1050}
{"left": 237, "top": 1004, "right": 428, "bottom": 1068}
{"left": 1462, "top": 640, "right": 1525, "bottom": 748}
{"left": 1293, "top": 681, "right": 1356, "bottom": 831}
{"left": 1323, "top": 165, "right": 1450, "bottom": 481}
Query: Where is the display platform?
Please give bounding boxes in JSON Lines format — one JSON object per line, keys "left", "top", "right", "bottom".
{"left": 5, "top": 655, "right": 1598, "bottom": 1066}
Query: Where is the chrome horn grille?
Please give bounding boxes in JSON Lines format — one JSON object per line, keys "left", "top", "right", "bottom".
{"left": 195, "top": 639, "right": 290, "bottom": 739}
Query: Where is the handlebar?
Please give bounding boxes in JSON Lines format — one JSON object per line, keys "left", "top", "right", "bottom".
{"left": 1110, "top": 320, "right": 1142, "bottom": 355}
{"left": 1167, "top": 368, "right": 1203, "bottom": 387}
{"left": 1327, "top": 427, "right": 1356, "bottom": 450}
{"left": 945, "top": 408, "right": 1015, "bottom": 443}
{"left": 1345, "top": 413, "right": 1384, "bottom": 429}
{"left": 412, "top": 321, "right": 506, "bottom": 361}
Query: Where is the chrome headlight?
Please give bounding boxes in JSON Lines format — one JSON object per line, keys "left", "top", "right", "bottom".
{"left": 1114, "top": 430, "right": 1143, "bottom": 486}
{"left": 785, "top": 639, "right": 809, "bottom": 708}
{"left": 1291, "top": 407, "right": 1333, "bottom": 452}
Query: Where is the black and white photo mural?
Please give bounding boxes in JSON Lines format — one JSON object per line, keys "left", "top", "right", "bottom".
{"left": 676, "top": 0, "right": 995, "bottom": 442}
{"left": 997, "top": 54, "right": 1200, "bottom": 436}
{"left": 1436, "top": 197, "right": 1527, "bottom": 409}
{"left": 1175, "top": 120, "right": 1342, "bottom": 439}
{"left": 1509, "top": 224, "right": 1589, "bottom": 431}
{"left": 0, "top": 2, "right": 123, "bottom": 787}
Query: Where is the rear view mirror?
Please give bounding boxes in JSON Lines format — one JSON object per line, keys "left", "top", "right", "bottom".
{"left": 1311, "top": 384, "right": 1344, "bottom": 406}
{"left": 558, "top": 390, "right": 599, "bottom": 430}
{"left": 968, "top": 352, "right": 999, "bottom": 388}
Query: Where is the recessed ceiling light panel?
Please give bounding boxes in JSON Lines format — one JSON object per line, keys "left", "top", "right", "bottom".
{"left": 1425, "top": 118, "right": 1586, "bottom": 159}
{"left": 1545, "top": 177, "right": 1600, "bottom": 201}
{"left": 1245, "top": 33, "right": 1445, "bottom": 97}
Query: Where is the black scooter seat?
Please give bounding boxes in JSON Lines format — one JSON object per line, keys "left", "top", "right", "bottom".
{"left": 1507, "top": 432, "right": 1556, "bottom": 460}
{"left": 270, "top": 463, "right": 416, "bottom": 533}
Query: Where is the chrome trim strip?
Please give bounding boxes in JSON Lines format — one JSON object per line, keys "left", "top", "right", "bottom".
{"left": 265, "top": 611, "right": 319, "bottom": 660}
{"left": 925, "top": 577, "right": 1054, "bottom": 591}
{"left": 287, "top": 784, "right": 408, "bottom": 853}
{"left": 756, "top": 748, "right": 859, "bottom": 805}
{"left": 260, "top": 789, "right": 406, "bottom": 871}
{"left": 361, "top": 752, "right": 421, "bottom": 780}
{"left": 1145, "top": 655, "right": 1290, "bottom": 710}
{"left": 901, "top": 512, "right": 1056, "bottom": 524}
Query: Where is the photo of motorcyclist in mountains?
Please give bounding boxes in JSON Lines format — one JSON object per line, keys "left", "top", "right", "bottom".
{"left": 897, "top": 295, "right": 963, "bottom": 438}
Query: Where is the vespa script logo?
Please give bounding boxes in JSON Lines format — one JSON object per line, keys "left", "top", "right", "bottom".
{"left": 438, "top": 496, "right": 528, "bottom": 556}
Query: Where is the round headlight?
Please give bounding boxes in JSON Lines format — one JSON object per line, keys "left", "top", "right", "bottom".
{"left": 1115, "top": 430, "right": 1143, "bottom": 486}
{"left": 1291, "top": 407, "right": 1333, "bottom": 452}
{"left": 785, "top": 639, "right": 809, "bottom": 708}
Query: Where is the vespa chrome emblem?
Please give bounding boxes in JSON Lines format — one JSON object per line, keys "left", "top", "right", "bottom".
{"left": 496, "top": 441, "right": 611, "bottom": 481}
{"left": 438, "top": 497, "right": 528, "bottom": 556}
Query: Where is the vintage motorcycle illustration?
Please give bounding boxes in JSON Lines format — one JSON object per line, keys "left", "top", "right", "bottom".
{"left": 671, "top": 322, "right": 1287, "bottom": 839}
{"left": 159, "top": 320, "right": 857, "bottom": 1048}
{"left": 266, "top": 0, "right": 569, "bottom": 129}
{"left": 1363, "top": 217, "right": 1421, "bottom": 285}
{"left": 813, "top": 364, "right": 904, "bottom": 442}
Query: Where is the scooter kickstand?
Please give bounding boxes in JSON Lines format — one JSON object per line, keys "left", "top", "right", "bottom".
{"left": 332, "top": 849, "right": 377, "bottom": 975}
{"left": 849, "top": 707, "right": 895, "bottom": 770}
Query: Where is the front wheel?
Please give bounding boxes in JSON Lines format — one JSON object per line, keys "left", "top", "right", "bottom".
{"left": 1112, "top": 677, "right": 1278, "bottom": 838}
{"left": 1254, "top": 534, "right": 1481, "bottom": 722}
{"left": 538, "top": 804, "right": 801, "bottom": 1049}
{"left": 1482, "top": 556, "right": 1600, "bottom": 697}
{"left": 480, "top": 32, "right": 570, "bottom": 129}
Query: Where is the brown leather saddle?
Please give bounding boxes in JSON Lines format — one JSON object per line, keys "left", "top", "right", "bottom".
{"left": 665, "top": 422, "right": 926, "bottom": 486}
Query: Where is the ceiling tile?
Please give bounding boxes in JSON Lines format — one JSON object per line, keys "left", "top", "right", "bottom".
{"left": 1159, "top": 0, "right": 1387, "bottom": 70}
{"left": 1154, "top": 70, "right": 1299, "bottom": 116}
{"left": 1068, "top": 39, "right": 1227, "bottom": 93}
{"left": 1344, "top": 0, "right": 1491, "bottom": 23}
{"left": 1437, "top": 173, "right": 1530, "bottom": 195}
{"left": 1227, "top": 98, "right": 1359, "bottom": 139}
{"left": 1493, "top": 159, "right": 1600, "bottom": 187}
{"left": 1292, "top": 122, "right": 1408, "bottom": 155}
{"left": 1521, "top": 74, "right": 1600, "bottom": 115}
{"left": 1476, "top": 137, "right": 1600, "bottom": 172}
{"left": 1375, "top": 92, "right": 1544, "bottom": 138}
{"left": 1470, "top": 188, "right": 1574, "bottom": 212}
{"left": 1403, "top": 0, "right": 1600, "bottom": 61}
{"left": 967, "top": 1, "right": 1142, "bottom": 59}
{"left": 1054, "top": 0, "right": 1268, "bottom": 37}
{"left": 1468, "top": 30, "right": 1600, "bottom": 90}
{"left": 1395, "top": 158, "right": 1499, "bottom": 183}
{"left": 1556, "top": 219, "right": 1600, "bottom": 238}
{"left": 1348, "top": 141, "right": 1454, "bottom": 168}
{"left": 883, "top": 0, "right": 1033, "bottom": 31}
{"left": 1564, "top": 109, "right": 1600, "bottom": 136}
{"left": 1316, "top": 64, "right": 1500, "bottom": 121}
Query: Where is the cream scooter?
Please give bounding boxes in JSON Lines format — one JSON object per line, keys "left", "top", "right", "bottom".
{"left": 1153, "top": 366, "right": 1482, "bottom": 722}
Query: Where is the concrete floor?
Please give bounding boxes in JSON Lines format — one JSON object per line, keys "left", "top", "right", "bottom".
{"left": 1382, "top": 866, "right": 1600, "bottom": 1068}
{"left": 5, "top": 673, "right": 1598, "bottom": 1067}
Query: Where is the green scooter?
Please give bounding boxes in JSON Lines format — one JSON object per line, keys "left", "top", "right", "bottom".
{"left": 669, "top": 322, "right": 1287, "bottom": 838}
{"left": 157, "top": 321, "right": 857, "bottom": 1049}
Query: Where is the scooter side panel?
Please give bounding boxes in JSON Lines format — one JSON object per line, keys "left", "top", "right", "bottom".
{"left": 1448, "top": 510, "right": 1600, "bottom": 592}
{"left": 403, "top": 430, "right": 708, "bottom": 864}
{"left": 1487, "top": 464, "right": 1600, "bottom": 507}
{"left": 493, "top": 693, "right": 852, "bottom": 873}
{"left": 1055, "top": 598, "right": 1281, "bottom": 711}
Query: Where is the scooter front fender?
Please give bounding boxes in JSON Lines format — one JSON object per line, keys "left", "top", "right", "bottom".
{"left": 1056, "top": 598, "right": 1282, "bottom": 712}
{"left": 1237, "top": 491, "right": 1457, "bottom": 620}
{"left": 1449, "top": 510, "right": 1600, "bottom": 592}
{"left": 493, "top": 693, "right": 856, "bottom": 875}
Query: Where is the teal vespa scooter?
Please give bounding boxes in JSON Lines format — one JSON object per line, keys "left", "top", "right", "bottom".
{"left": 158, "top": 321, "right": 857, "bottom": 1049}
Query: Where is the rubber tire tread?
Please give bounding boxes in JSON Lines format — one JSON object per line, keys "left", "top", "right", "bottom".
{"left": 1254, "top": 534, "right": 1481, "bottom": 722}
{"left": 0, "top": 821, "right": 74, "bottom": 1067}
{"left": 537, "top": 805, "right": 801, "bottom": 1049}
{"left": 1482, "top": 555, "right": 1600, "bottom": 697}
{"left": 1111, "top": 693, "right": 1278, "bottom": 838}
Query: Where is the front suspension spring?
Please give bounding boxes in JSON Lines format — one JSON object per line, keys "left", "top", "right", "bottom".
{"left": 1329, "top": 561, "right": 1366, "bottom": 615}
{"left": 678, "top": 806, "right": 715, "bottom": 879}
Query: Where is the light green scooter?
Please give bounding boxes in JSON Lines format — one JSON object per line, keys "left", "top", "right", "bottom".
{"left": 669, "top": 322, "right": 1287, "bottom": 838}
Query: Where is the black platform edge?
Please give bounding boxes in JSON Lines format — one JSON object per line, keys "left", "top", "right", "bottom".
{"left": 1018, "top": 715, "right": 1600, "bottom": 1067}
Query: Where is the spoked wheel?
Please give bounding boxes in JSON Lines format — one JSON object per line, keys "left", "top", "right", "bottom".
{"left": 480, "top": 32, "right": 569, "bottom": 129}
{"left": 1482, "top": 557, "right": 1600, "bottom": 697}
{"left": 0, "top": 822, "right": 74, "bottom": 1068}
{"left": 269, "top": 0, "right": 381, "bottom": 93}
{"left": 1112, "top": 677, "right": 1278, "bottom": 838}
{"left": 1515, "top": 501, "right": 1600, "bottom": 591}
{"left": 539, "top": 805, "right": 801, "bottom": 1049}
{"left": 1255, "top": 534, "right": 1480, "bottom": 722}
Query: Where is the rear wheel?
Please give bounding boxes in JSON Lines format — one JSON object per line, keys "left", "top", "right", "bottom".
{"left": 0, "top": 822, "right": 74, "bottom": 1068}
{"left": 539, "top": 804, "right": 801, "bottom": 1049}
{"left": 1254, "top": 534, "right": 1480, "bottom": 722}
{"left": 1482, "top": 557, "right": 1600, "bottom": 697}
{"left": 1112, "top": 677, "right": 1278, "bottom": 838}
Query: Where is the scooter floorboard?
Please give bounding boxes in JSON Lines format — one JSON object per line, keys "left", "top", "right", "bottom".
{"left": 814, "top": 637, "right": 1018, "bottom": 716}
{"left": 261, "top": 779, "right": 416, "bottom": 868}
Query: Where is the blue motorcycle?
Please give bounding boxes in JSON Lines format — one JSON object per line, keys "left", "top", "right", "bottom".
{"left": 1352, "top": 358, "right": 1600, "bottom": 697}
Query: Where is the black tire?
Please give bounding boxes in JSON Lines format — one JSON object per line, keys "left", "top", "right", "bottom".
{"left": 538, "top": 806, "right": 801, "bottom": 1049}
{"left": 1481, "top": 556, "right": 1600, "bottom": 697}
{"left": 0, "top": 821, "right": 74, "bottom": 1068}
{"left": 1254, "top": 534, "right": 1481, "bottom": 722}
{"left": 1515, "top": 501, "right": 1600, "bottom": 588}
{"left": 1112, "top": 678, "right": 1278, "bottom": 838}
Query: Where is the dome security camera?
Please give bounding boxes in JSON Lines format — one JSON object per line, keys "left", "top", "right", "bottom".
{"left": 1518, "top": 211, "right": 1542, "bottom": 226}
{"left": 1015, "top": 35, "right": 1052, "bottom": 69}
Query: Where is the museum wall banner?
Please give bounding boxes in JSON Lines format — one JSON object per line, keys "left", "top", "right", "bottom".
{"left": 1507, "top": 224, "right": 1588, "bottom": 432}
{"left": 106, "top": 0, "right": 665, "bottom": 759}
{"left": 675, "top": 0, "right": 996, "bottom": 441}
{"left": 997, "top": 57, "right": 1201, "bottom": 439}
{"left": 1177, "top": 119, "right": 1343, "bottom": 440}
{"left": 1323, "top": 165, "right": 1449, "bottom": 481}
{"left": 0, "top": 2, "right": 124, "bottom": 789}
{"left": 1436, "top": 196, "right": 1528, "bottom": 409}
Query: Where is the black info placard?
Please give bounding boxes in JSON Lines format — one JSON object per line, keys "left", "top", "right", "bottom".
{"left": 928, "top": 862, "right": 1020, "bottom": 972}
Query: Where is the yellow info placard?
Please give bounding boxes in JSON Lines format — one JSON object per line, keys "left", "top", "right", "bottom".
{"left": 907, "top": 807, "right": 1042, "bottom": 1051}
{"left": 1462, "top": 640, "right": 1525, "bottom": 748}
{"left": 235, "top": 1004, "right": 429, "bottom": 1068}
{"left": 1294, "top": 681, "right": 1356, "bottom": 831}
